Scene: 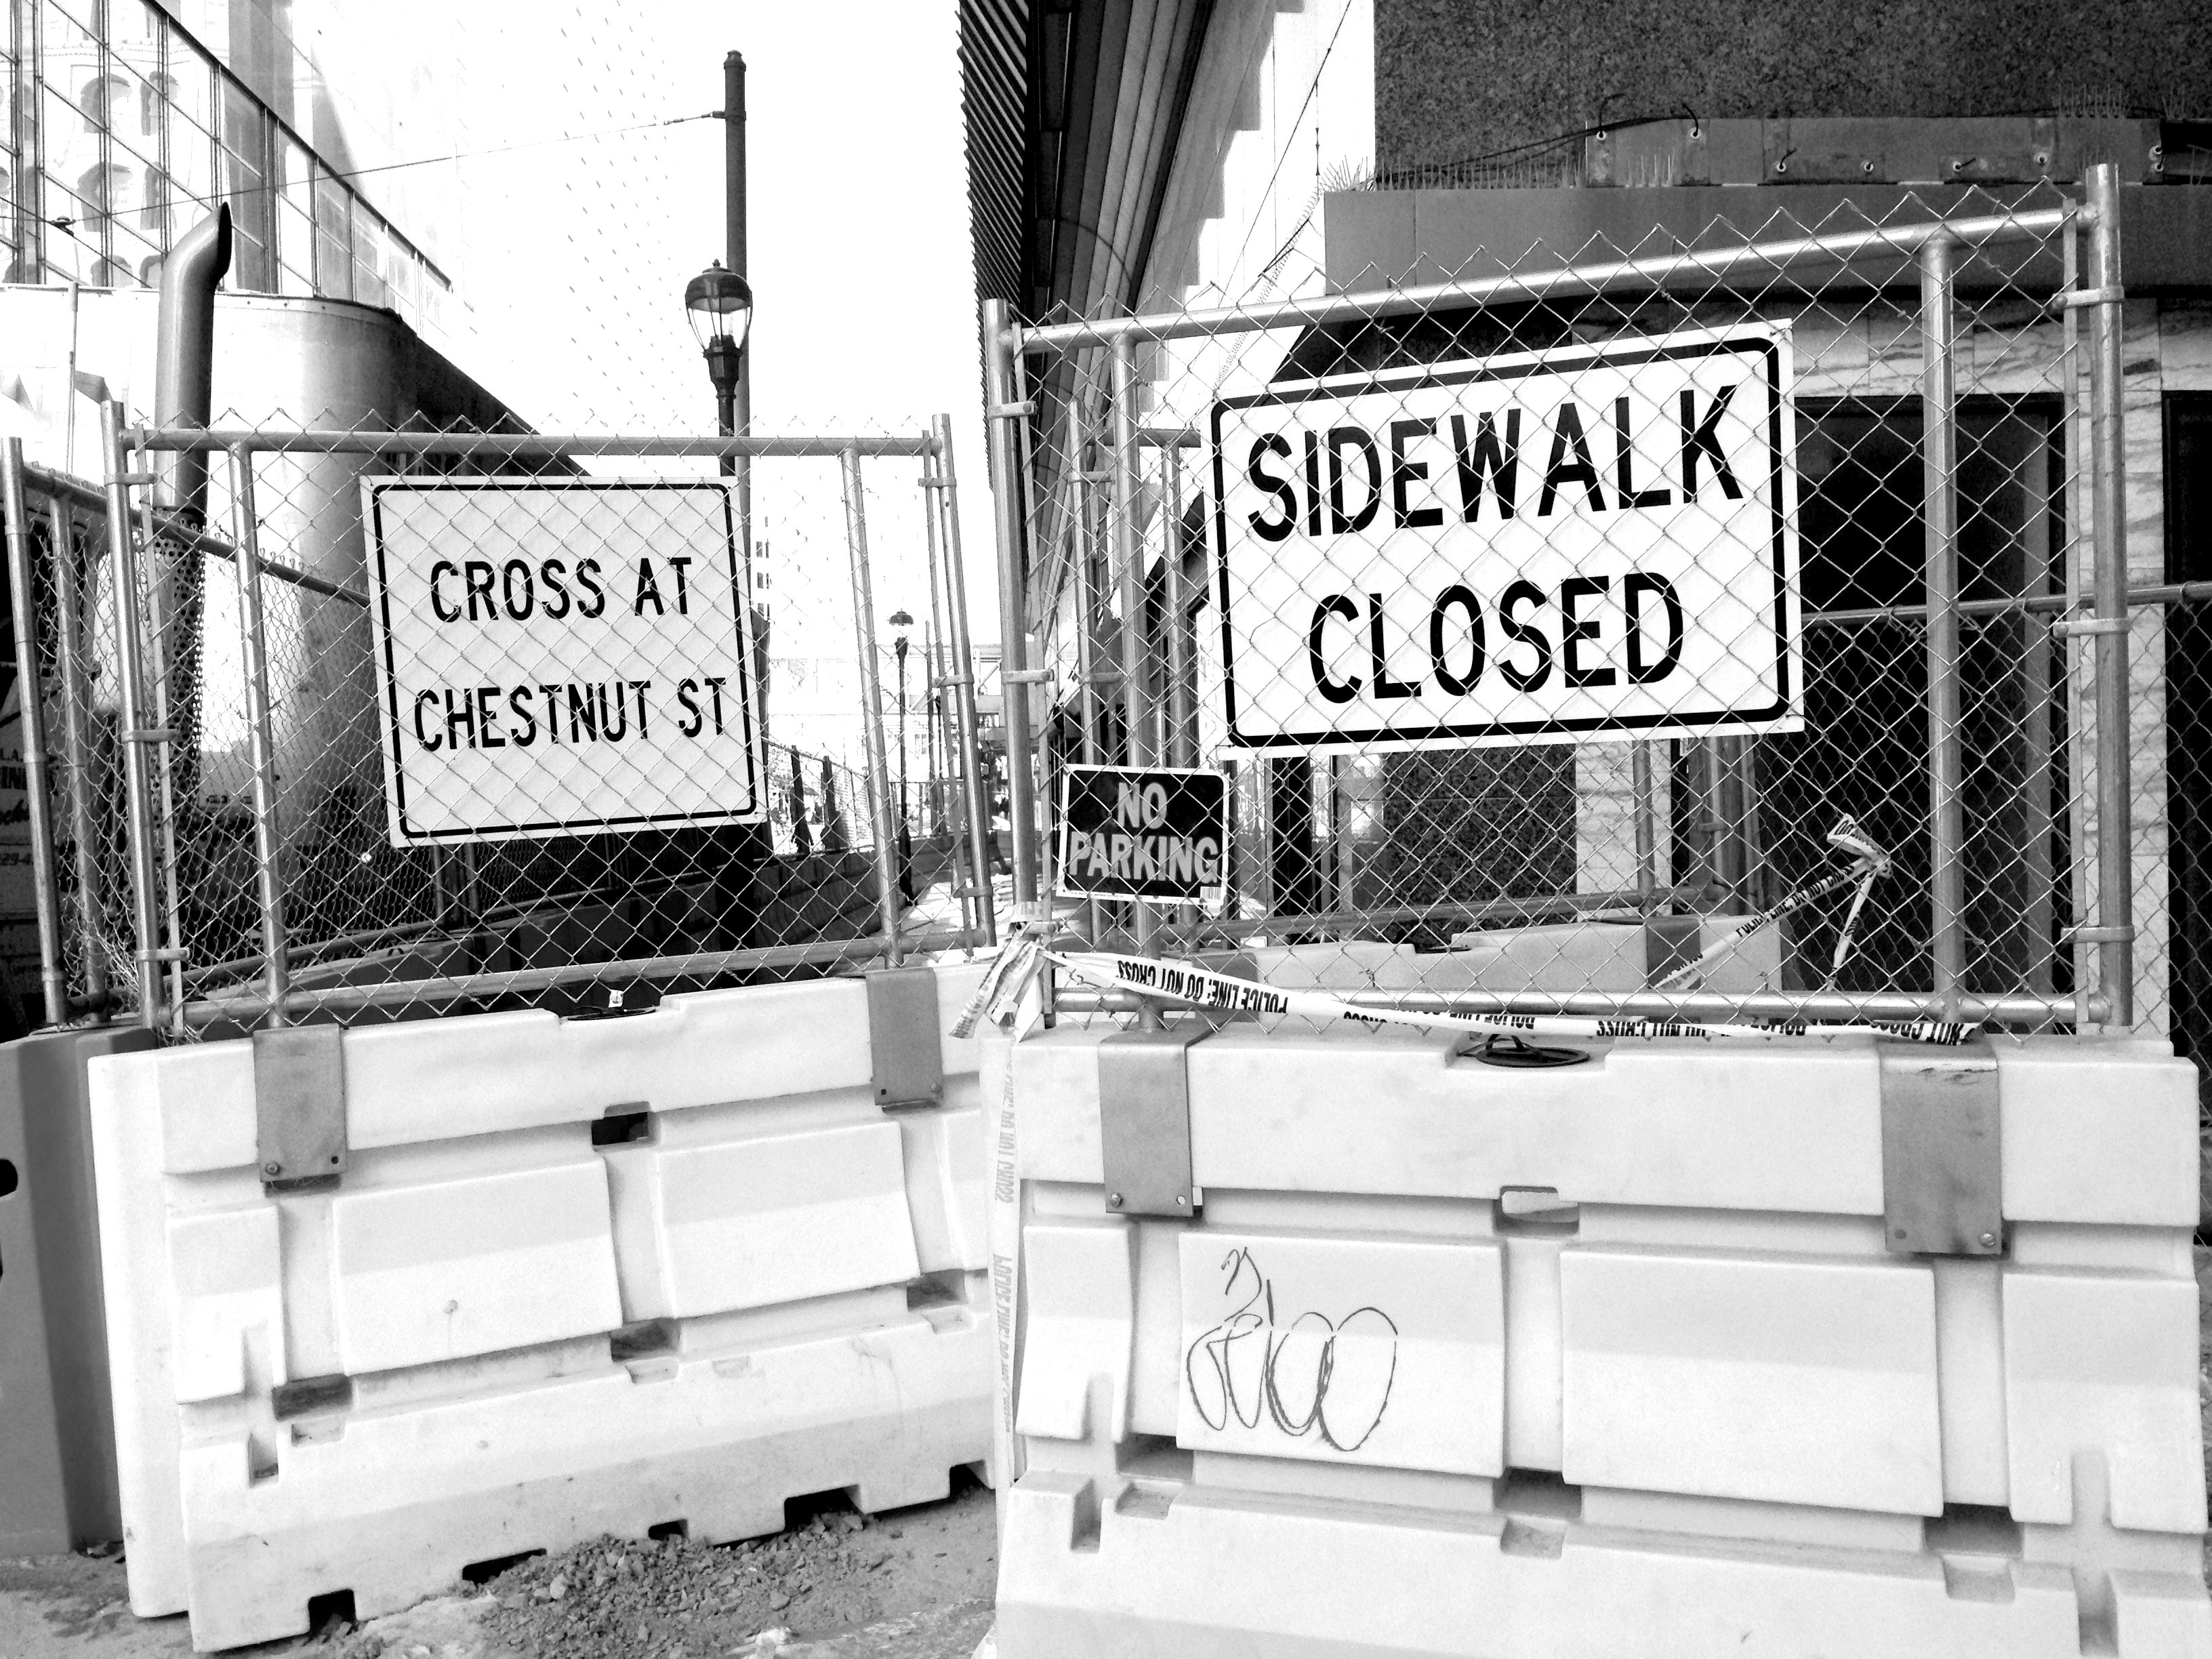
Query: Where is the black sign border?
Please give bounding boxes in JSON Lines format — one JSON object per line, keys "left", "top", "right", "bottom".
{"left": 366, "top": 478, "right": 763, "bottom": 844}
{"left": 1209, "top": 331, "right": 1793, "bottom": 750}
{"left": 1056, "top": 762, "right": 1229, "bottom": 901}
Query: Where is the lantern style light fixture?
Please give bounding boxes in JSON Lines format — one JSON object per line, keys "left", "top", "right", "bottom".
{"left": 684, "top": 260, "right": 754, "bottom": 434}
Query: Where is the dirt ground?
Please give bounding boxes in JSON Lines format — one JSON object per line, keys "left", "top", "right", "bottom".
{"left": 9, "top": 1248, "right": 2212, "bottom": 1657}
{"left": 0, "top": 1477, "right": 996, "bottom": 1659}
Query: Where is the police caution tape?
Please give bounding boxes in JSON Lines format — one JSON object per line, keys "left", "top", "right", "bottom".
{"left": 1046, "top": 949, "right": 1972, "bottom": 1046}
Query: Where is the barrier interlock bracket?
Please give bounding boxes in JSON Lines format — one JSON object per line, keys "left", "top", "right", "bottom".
{"left": 866, "top": 966, "right": 945, "bottom": 1111}
{"left": 253, "top": 1025, "right": 348, "bottom": 1190}
{"left": 1879, "top": 1037, "right": 2001, "bottom": 1256}
{"left": 1098, "top": 1021, "right": 1214, "bottom": 1218}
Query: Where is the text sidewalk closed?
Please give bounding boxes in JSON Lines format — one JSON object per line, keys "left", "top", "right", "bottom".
{"left": 1208, "top": 324, "right": 1803, "bottom": 751}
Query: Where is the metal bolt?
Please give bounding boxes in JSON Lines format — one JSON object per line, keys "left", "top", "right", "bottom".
{"left": 1862, "top": 159, "right": 1875, "bottom": 173}
{"left": 262, "top": 1161, "right": 282, "bottom": 1177}
{"left": 1979, "top": 1231, "right": 1998, "bottom": 1248}
{"left": 1174, "top": 1195, "right": 1187, "bottom": 1208}
{"left": 1107, "top": 1192, "right": 1123, "bottom": 1209}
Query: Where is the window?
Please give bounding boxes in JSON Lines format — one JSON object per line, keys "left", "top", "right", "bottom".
{"left": 75, "top": 161, "right": 127, "bottom": 215}
{"left": 79, "top": 73, "right": 125, "bottom": 131}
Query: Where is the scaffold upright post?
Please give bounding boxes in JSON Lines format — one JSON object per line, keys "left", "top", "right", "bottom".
{"left": 100, "top": 401, "right": 165, "bottom": 1027}
{"left": 932, "top": 411, "right": 998, "bottom": 944}
{"left": 840, "top": 445, "right": 905, "bottom": 966}
{"left": 2085, "top": 161, "right": 2134, "bottom": 1027}
{"left": 2, "top": 441, "right": 67, "bottom": 1025}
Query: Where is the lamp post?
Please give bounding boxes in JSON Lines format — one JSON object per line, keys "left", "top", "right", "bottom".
{"left": 888, "top": 609, "right": 913, "bottom": 829}
{"left": 684, "top": 261, "right": 753, "bottom": 476}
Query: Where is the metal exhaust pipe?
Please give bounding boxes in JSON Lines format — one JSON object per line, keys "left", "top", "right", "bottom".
{"left": 153, "top": 204, "right": 231, "bottom": 523}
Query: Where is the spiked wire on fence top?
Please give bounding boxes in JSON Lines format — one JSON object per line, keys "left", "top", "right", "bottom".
{"left": 985, "top": 178, "right": 2142, "bottom": 1042}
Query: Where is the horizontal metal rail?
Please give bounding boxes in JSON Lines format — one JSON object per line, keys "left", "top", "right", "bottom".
{"left": 1057, "top": 983, "right": 2100, "bottom": 1027}
{"left": 1016, "top": 205, "right": 2085, "bottom": 354}
{"left": 26, "top": 460, "right": 369, "bottom": 605}
{"left": 125, "top": 427, "right": 942, "bottom": 459}
{"left": 184, "top": 926, "right": 981, "bottom": 1023}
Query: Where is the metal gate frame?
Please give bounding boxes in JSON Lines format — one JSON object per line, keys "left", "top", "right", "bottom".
{"left": 981, "top": 165, "right": 2135, "bottom": 1031}
{"left": 1, "top": 417, "right": 999, "bottom": 1033}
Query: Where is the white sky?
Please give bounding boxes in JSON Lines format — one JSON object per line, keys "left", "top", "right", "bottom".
{"left": 298, "top": 0, "right": 999, "bottom": 655}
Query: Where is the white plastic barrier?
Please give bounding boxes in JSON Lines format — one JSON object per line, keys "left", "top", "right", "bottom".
{"left": 90, "top": 964, "right": 991, "bottom": 1652}
{"left": 990, "top": 1020, "right": 2211, "bottom": 1658}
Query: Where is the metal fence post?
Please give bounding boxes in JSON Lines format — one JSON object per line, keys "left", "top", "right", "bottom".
{"left": 1632, "top": 743, "right": 1659, "bottom": 912}
{"left": 226, "top": 447, "right": 290, "bottom": 1026}
{"left": 839, "top": 445, "right": 905, "bottom": 966}
{"left": 43, "top": 495, "right": 108, "bottom": 1020}
{"left": 2085, "top": 163, "right": 2134, "bottom": 1027}
{"left": 1920, "top": 234, "right": 1967, "bottom": 1013}
{"left": 1109, "top": 336, "right": 1157, "bottom": 960}
{"left": 99, "top": 401, "right": 165, "bottom": 1027}
{"left": 2, "top": 442, "right": 68, "bottom": 1025}
{"left": 931, "top": 411, "right": 999, "bottom": 945}
{"left": 1162, "top": 439, "right": 1200, "bottom": 933}
{"left": 982, "top": 300, "right": 1041, "bottom": 914}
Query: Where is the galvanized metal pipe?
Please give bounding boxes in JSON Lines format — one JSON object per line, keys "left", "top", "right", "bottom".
{"left": 1920, "top": 235, "right": 1967, "bottom": 1014}
{"left": 1109, "top": 336, "right": 1158, "bottom": 961}
{"left": 125, "top": 428, "right": 939, "bottom": 459}
{"left": 182, "top": 926, "right": 981, "bottom": 1025}
{"left": 920, "top": 454, "right": 967, "bottom": 938}
{"left": 1162, "top": 442, "right": 1200, "bottom": 933}
{"left": 1631, "top": 742, "right": 1658, "bottom": 913}
{"left": 1017, "top": 206, "right": 2083, "bottom": 355}
{"left": 932, "top": 412, "right": 998, "bottom": 945}
{"left": 2085, "top": 163, "right": 2134, "bottom": 1027}
{"left": 981, "top": 300, "right": 1040, "bottom": 911}
{"left": 226, "top": 448, "right": 291, "bottom": 1027}
{"left": 42, "top": 494, "right": 107, "bottom": 1019}
{"left": 1056, "top": 984, "right": 2095, "bottom": 1028}
{"left": 840, "top": 447, "right": 906, "bottom": 967}
{"left": 133, "top": 438, "right": 189, "bottom": 1033}
{"left": 1, "top": 442, "right": 68, "bottom": 1025}
{"left": 98, "top": 402, "right": 165, "bottom": 1027}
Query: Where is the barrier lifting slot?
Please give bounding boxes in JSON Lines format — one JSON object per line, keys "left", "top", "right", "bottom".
{"left": 867, "top": 966, "right": 946, "bottom": 1110}
{"left": 251, "top": 1025, "right": 346, "bottom": 1187}
{"left": 1097, "top": 1024, "right": 1210, "bottom": 1216}
{"left": 1880, "top": 1038, "right": 2001, "bottom": 1254}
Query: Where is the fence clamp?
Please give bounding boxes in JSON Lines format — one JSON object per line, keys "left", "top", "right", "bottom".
{"left": 1879, "top": 1038, "right": 2000, "bottom": 1256}
{"left": 1098, "top": 1021, "right": 1214, "bottom": 1218}
{"left": 253, "top": 1024, "right": 347, "bottom": 1191}
{"left": 866, "top": 966, "right": 945, "bottom": 1111}
{"left": 2053, "top": 615, "right": 2131, "bottom": 638}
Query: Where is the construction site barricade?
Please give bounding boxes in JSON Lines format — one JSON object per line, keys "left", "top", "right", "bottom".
{"left": 89, "top": 960, "right": 992, "bottom": 1652}
{"left": 0, "top": 1026, "right": 159, "bottom": 1554}
{"left": 987, "top": 1020, "right": 2211, "bottom": 1659}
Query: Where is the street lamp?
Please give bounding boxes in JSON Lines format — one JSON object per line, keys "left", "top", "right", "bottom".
{"left": 684, "top": 260, "right": 753, "bottom": 476}
{"left": 888, "top": 610, "right": 914, "bottom": 830}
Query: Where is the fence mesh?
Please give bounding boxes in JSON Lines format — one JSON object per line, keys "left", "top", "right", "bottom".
{"left": 6, "top": 413, "right": 992, "bottom": 1034}
{"left": 998, "top": 186, "right": 2135, "bottom": 1034}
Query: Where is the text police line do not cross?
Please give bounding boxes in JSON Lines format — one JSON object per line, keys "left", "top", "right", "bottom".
{"left": 1209, "top": 325, "right": 1803, "bottom": 750}
{"left": 363, "top": 478, "right": 767, "bottom": 845}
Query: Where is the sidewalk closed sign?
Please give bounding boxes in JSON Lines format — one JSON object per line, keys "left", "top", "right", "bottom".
{"left": 1058, "top": 765, "right": 1228, "bottom": 899}
{"left": 363, "top": 478, "right": 765, "bottom": 845}
{"left": 1210, "top": 324, "right": 1801, "bottom": 750}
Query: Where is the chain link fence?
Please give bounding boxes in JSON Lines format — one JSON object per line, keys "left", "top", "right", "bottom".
{"left": 981, "top": 172, "right": 2142, "bottom": 1038}
{"left": 0, "top": 410, "right": 996, "bottom": 1036}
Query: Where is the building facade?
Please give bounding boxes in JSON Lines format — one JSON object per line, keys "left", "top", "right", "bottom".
{"left": 2, "top": 0, "right": 451, "bottom": 345}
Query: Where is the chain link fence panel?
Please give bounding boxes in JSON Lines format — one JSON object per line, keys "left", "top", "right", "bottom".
{"left": 2, "top": 411, "right": 996, "bottom": 1035}
{"left": 984, "top": 178, "right": 2141, "bottom": 1040}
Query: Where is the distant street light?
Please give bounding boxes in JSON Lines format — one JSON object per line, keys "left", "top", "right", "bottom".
{"left": 684, "top": 260, "right": 753, "bottom": 476}
{"left": 888, "top": 609, "right": 914, "bottom": 828}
